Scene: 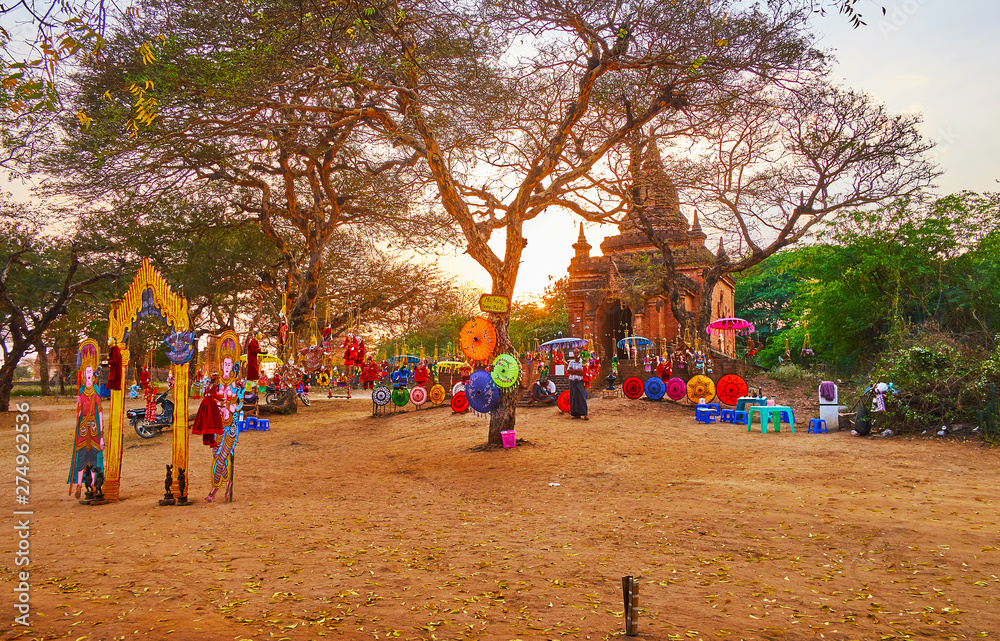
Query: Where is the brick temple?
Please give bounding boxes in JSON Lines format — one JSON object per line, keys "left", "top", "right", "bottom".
{"left": 566, "top": 141, "right": 736, "bottom": 360}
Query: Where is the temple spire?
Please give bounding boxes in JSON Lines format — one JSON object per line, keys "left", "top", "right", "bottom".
{"left": 716, "top": 236, "right": 728, "bottom": 262}
{"left": 573, "top": 222, "right": 591, "bottom": 259}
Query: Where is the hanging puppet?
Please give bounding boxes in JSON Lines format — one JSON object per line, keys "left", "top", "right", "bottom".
{"left": 246, "top": 331, "right": 263, "bottom": 380}
{"left": 106, "top": 337, "right": 123, "bottom": 391}
{"left": 68, "top": 339, "right": 104, "bottom": 499}
{"left": 206, "top": 331, "right": 243, "bottom": 502}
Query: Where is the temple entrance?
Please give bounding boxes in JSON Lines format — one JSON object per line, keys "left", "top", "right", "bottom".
{"left": 596, "top": 299, "right": 633, "bottom": 360}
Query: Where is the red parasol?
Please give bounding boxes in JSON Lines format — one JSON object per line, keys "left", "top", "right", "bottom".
{"left": 705, "top": 317, "right": 755, "bottom": 336}
{"left": 451, "top": 390, "right": 469, "bottom": 413}
{"left": 622, "top": 376, "right": 644, "bottom": 400}
{"left": 716, "top": 374, "right": 749, "bottom": 406}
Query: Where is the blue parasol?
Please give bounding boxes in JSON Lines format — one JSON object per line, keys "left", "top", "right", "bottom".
{"left": 538, "top": 337, "right": 589, "bottom": 352}
{"left": 389, "top": 354, "right": 420, "bottom": 364}
{"left": 617, "top": 336, "right": 652, "bottom": 349}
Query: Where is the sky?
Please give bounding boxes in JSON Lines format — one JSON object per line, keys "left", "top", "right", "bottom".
{"left": 441, "top": 0, "right": 1000, "bottom": 300}
{"left": 6, "top": 2, "right": 998, "bottom": 302}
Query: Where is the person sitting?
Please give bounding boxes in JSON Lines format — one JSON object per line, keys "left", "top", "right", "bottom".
{"left": 530, "top": 378, "right": 557, "bottom": 404}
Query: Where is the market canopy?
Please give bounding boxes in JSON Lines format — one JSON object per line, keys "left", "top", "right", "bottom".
{"left": 705, "top": 317, "right": 755, "bottom": 336}
{"left": 617, "top": 336, "right": 652, "bottom": 349}
{"left": 538, "top": 337, "right": 589, "bottom": 352}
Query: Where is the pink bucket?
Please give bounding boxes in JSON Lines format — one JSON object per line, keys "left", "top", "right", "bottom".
{"left": 501, "top": 430, "right": 516, "bottom": 449}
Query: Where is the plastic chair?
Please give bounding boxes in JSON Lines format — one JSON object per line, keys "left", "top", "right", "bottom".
{"left": 720, "top": 409, "right": 735, "bottom": 423}
{"left": 245, "top": 416, "right": 258, "bottom": 430}
{"left": 808, "top": 418, "right": 828, "bottom": 433}
{"left": 236, "top": 420, "right": 246, "bottom": 432}
{"left": 257, "top": 418, "right": 270, "bottom": 431}
{"left": 734, "top": 410, "right": 748, "bottom": 424}
{"left": 695, "top": 405, "right": 718, "bottom": 423}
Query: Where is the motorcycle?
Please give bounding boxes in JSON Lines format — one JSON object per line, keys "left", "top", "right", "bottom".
{"left": 127, "top": 391, "right": 175, "bottom": 439}
{"left": 264, "top": 384, "right": 310, "bottom": 407}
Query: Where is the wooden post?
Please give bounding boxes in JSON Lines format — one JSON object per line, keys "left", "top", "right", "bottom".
{"left": 622, "top": 575, "right": 639, "bottom": 636}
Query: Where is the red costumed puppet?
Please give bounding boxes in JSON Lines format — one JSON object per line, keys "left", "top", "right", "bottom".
{"left": 413, "top": 360, "right": 429, "bottom": 390}
{"left": 360, "top": 358, "right": 379, "bottom": 390}
{"left": 139, "top": 366, "right": 151, "bottom": 391}
{"left": 246, "top": 332, "right": 263, "bottom": 380}
{"left": 191, "top": 374, "right": 224, "bottom": 448}
{"left": 106, "top": 338, "right": 123, "bottom": 391}
{"left": 144, "top": 383, "right": 158, "bottom": 420}
{"left": 656, "top": 358, "right": 672, "bottom": 382}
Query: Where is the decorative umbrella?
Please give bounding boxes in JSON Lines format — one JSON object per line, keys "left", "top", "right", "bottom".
{"left": 372, "top": 385, "right": 391, "bottom": 406}
{"left": 665, "top": 377, "right": 687, "bottom": 401}
{"left": 410, "top": 385, "right": 428, "bottom": 406}
{"left": 429, "top": 384, "right": 446, "bottom": 405}
{"left": 705, "top": 317, "right": 755, "bottom": 336}
{"left": 491, "top": 353, "right": 520, "bottom": 389}
{"left": 390, "top": 354, "right": 420, "bottom": 364}
{"left": 451, "top": 381, "right": 466, "bottom": 396}
{"left": 391, "top": 387, "right": 410, "bottom": 407}
{"left": 436, "top": 360, "right": 468, "bottom": 373}
{"left": 459, "top": 317, "right": 498, "bottom": 362}
{"left": 538, "top": 337, "right": 589, "bottom": 352}
{"left": 557, "top": 390, "right": 571, "bottom": 413}
{"left": 716, "top": 374, "right": 749, "bottom": 406}
{"left": 616, "top": 336, "right": 653, "bottom": 349}
{"left": 644, "top": 376, "right": 666, "bottom": 401}
{"left": 687, "top": 374, "right": 716, "bottom": 404}
{"left": 622, "top": 376, "right": 644, "bottom": 400}
{"left": 466, "top": 370, "right": 501, "bottom": 414}
{"left": 451, "top": 390, "right": 469, "bottom": 413}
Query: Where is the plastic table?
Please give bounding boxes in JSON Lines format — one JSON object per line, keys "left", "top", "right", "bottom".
{"left": 747, "top": 405, "right": 795, "bottom": 433}
{"left": 735, "top": 397, "right": 766, "bottom": 413}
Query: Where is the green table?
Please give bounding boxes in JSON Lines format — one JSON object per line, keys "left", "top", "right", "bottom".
{"left": 736, "top": 397, "right": 766, "bottom": 413}
{"left": 747, "top": 405, "right": 794, "bottom": 433}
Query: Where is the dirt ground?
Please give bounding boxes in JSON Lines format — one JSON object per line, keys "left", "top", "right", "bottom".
{"left": 1, "top": 389, "right": 998, "bottom": 641}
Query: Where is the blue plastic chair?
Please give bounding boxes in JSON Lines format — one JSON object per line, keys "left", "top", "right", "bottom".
{"left": 808, "top": 418, "right": 828, "bottom": 433}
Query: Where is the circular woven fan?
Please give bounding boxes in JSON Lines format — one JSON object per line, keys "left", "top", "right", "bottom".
{"left": 622, "top": 376, "right": 644, "bottom": 400}
{"left": 644, "top": 376, "right": 666, "bottom": 401}
{"left": 557, "top": 390, "right": 571, "bottom": 413}
{"left": 410, "top": 385, "right": 428, "bottom": 406}
{"left": 451, "top": 390, "right": 469, "bottom": 413}
{"left": 372, "top": 385, "right": 391, "bottom": 406}
{"left": 716, "top": 374, "right": 749, "bottom": 406}
{"left": 391, "top": 387, "right": 409, "bottom": 407}
{"left": 459, "top": 317, "right": 497, "bottom": 362}
{"left": 452, "top": 381, "right": 466, "bottom": 396}
{"left": 466, "top": 370, "right": 500, "bottom": 413}
{"left": 490, "top": 353, "right": 520, "bottom": 388}
{"left": 687, "top": 374, "right": 716, "bottom": 404}
{"left": 665, "top": 377, "right": 687, "bottom": 401}
{"left": 429, "top": 384, "right": 446, "bottom": 405}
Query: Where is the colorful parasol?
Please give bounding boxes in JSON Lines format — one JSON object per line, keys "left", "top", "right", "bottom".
{"left": 459, "top": 317, "right": 498, "bottom": 362}
{"left": 372, "top": 385, "right": 391, "bottom": 406}
{"left": 436, "top": 360, "right": 468, "bottom": 372}
{"left": 392, "top": 387, "right": 410, "bottom": 407}
{"left": 705, "top": 317, "right": 755, "bottom": 336}
{"left": 410, "top": 385, "right": 428, "bottom": 406}
{"left": 538, "top": 337, "right": 589, "bottom": 352}
{"left": 466, "top": 370, "right": 501, "bottom": 413}
{"left": 617, "top": 336, "right": 653, "bottom": 349}
{"left": 451, "top": 390, "right": 469, "bottom": 413}
{"left": 644, "top": 376, "right": 666, "bottom": 401}
{"left": 429, "top": 384, "right": 446, "bottom": 405}
{"left": 557, "top": 390, "right": 571, "bottom": 413}
{"left": 665, "top": 377, "right": 687, "bottom": 401}
{"left": 687, "top": 374, "right": 716, "bottom": 403}
{"left": 490, "top": 353, "right": 520, "bottom": 388}
{"left": 622, "top": 376, "right": 644, "bottom": 400}
{"left": 390, "top": 354, "right": 420, "bottom": 364}
{"left": 451, "top": 381, "right": 466, "bottom": 396}
{"left": 716, "top": 374, "right": 749, "bottom": 406}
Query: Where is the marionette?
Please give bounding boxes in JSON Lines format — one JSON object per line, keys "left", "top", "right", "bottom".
{"left": 553, "top": 351, "right": 566, "bottom": 366}
{"left": 139, "top": 365, "right": 151, "bottom": 391}
{"left": 656, "top": 357, "right": 672, "bottom": 381}
{"left": 106, "top": 337, "right": 123, "bottom": 391}
{"left": 246, "top": 331, "right": 263, "bottom": 380}
{"left": 644, "top": 354, "right": 653, "bottom": 372}
{"left": 144, "top": 382, "right": 158, "bottom": 421}
{"left": 321, "top": 324, "right": 333, "bottom": 350}
{"left": 68, "top": 339, "right": 104, "bottom": 499}
{"left": 413, "top": 360, "right": 430, "bottom": 388}
{"left": 192, "top": 373, "right": 223, "bottom": 448}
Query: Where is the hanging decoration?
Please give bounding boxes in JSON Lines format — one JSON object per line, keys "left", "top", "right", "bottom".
{"left": 459, "top": 318, "right": 497, "bottom": 363}
{"left": 490, "top": 353, "right": 520, "bottom": 389}
{"left": 705, "top": 317, "right": 755, "bottom": 336}
{"left": 465, "top": 370, "right": 500, "bottom": 414}
{"left": 538, "top": 337, "right": 589, "bottom": 352}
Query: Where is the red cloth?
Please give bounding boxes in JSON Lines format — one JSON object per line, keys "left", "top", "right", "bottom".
{"left": 191, "top": 384, "right": 223, "bottom": 439}
{"left": 106, "top": 345, "right": 123, "bottom": 390}
{"left": 246, "top": 338, "right": 262, "bottom": 380}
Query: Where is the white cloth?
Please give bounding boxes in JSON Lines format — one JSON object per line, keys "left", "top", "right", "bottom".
{"left": 567, "top": 359, "right": 584, "bottom": 381}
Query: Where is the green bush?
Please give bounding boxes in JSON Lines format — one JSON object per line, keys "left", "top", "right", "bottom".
{"left": 769, "top": 363, "right": 814, "bottom": 384}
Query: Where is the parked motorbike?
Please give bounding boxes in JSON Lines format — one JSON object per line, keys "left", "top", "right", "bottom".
{"left": 127, "top": 391, "right": 175, "bottom": 439}
{"left": 264, "top": 384, "right": 310, "bottom": 407}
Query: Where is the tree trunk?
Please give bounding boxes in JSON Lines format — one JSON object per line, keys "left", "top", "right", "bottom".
{"left": 486, "top": 312, "right": 515, "bottom": 447}
{"left": 260, "top": 388, "right": 298, "bottom": 415}
{"left": 698, "top": 265, "right": 725, "bottom": 345}
{"left": 35, "top": 339, "right": 50, "bottom": 396}
{"left": 0, "top": 360, "right": 16, "bottom": 412}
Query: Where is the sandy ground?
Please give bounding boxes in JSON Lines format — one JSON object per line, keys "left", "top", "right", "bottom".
{"left": 1, "top": 391, "right": 998, "bottom": 641}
